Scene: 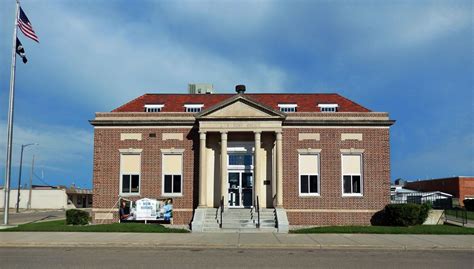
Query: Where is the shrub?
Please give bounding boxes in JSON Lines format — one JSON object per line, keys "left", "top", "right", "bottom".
{"left": 383, "top": 204, "right": 429, "bottom": 227}
{"left": 66, "top": 209, "right": 89, "bottom": 225}
{"left": 418, "top": 203, "right": 431, "bottom": 224}
{"left": 464, "top": 199, "right": 474, "bottom": 211}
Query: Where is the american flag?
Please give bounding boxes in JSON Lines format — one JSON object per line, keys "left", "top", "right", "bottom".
{"left": 18, "top": 6, "right": 39, "bottom": 43}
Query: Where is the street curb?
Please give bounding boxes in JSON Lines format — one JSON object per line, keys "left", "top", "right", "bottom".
{"left": 0, "top": 242, "right": 472, "bottom": 251}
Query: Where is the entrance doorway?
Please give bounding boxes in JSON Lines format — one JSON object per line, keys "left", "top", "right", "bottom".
{"left": 228, "top": 171, "right": 253, "bottom": 207}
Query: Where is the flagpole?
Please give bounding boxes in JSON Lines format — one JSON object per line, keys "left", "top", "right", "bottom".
{"left": 3, "top": 0, "right": 20, "bottom": 226}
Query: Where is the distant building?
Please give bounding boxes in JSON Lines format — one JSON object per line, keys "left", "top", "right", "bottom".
{"left": 188, "top": 83, "right": 214, "bottom": 94}
{"left": 405, "top": 176, "right": 474, "bottom": 206}
{"left": 0, "top": 185, "right": 92, "bottom": 210}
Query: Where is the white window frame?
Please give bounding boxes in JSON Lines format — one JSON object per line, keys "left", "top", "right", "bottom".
{"left": 184, "top": 104, "right": 204, "bottom": 113}
{"left": 318, "top": 104, "right": 338, "bottom": 112}
{"left": 298, "top": 153, "right": 320, "bottom": 197}
{"left": 278, "top": 104, "right": 297, "bottom": 113}
{"left": 119, "top": 152, "right": 141, "bottom": 196}
{"left": 341, "top": 153, "right": 363, "bottom": 197}
{"left": 162, "top": 152, "right": 184, "bottom": 197}
{"left": 145, "top": 104, "right": 164, "bottom": 112}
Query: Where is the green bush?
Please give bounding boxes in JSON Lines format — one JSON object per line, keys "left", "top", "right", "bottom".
{"left": 464, "top": 199, "right": 474, "bottom": 211}
{"left": 417, "top": 203, "right": 431, "bottom": 224}
{"left": 383, "top": 204, "right": 430, "bottom": 227}
{"left": 66, "top": 209, "right": 89, "bottom": 225}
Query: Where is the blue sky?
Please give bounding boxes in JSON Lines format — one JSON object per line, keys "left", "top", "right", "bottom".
{"left": 0, "top": 0, "right": 472, "bottom": 189}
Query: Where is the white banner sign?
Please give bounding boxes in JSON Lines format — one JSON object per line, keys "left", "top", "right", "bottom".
{"left": 135, "top": 198, "right": 157, "bottom": 220}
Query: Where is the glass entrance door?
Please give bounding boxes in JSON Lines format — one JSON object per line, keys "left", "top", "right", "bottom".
{"left": 228, "top": 171, "right": 253, "bottom": 208}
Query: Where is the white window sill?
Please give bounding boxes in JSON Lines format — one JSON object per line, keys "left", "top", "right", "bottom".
{"left": 162, "top": 193, "right": 183, "bottom": 197}
{"left": 299, "top": 193, "right": 321, "bottom": 197}
{"left": 120, "top": 193, "right": 141, "bottom": 197}
{"left": 342, "top": 193, "right": 363, "bottom": 197}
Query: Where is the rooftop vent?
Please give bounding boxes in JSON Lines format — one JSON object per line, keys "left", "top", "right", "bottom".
{"left": 235, "top": 85, "right": 246, "bottom": 94}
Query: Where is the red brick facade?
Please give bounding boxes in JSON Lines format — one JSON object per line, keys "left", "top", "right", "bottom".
{"left": 405, "top": 177, "right": 474, "bottom": 206}
{"left": 282, "top": 128, "right": 391, "bottom": 225}
{"left": 92, "top": 127, "right": 198, "bottom": 224}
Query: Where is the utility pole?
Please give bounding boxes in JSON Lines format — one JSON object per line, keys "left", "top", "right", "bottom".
{"left": 27, "top": 154, "right": 35, "bottom": 210}
{"left": 16, "top": 143, "right": 37, "bottom": 213}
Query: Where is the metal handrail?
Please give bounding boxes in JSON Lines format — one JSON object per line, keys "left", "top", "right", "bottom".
{"left": 219, "top": 196, "right": 224, "bottom": 228}
{"left": 257, "top": 196, "right": 261, "bottom": 228}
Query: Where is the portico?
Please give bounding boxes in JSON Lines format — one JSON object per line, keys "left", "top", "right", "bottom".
{"left": 195, "top": 95, "right": 285, "bottom": 209}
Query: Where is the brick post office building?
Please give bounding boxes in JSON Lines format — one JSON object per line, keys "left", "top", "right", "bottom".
{"left": 90, "top": 86, "right": 395, "bottom": 231}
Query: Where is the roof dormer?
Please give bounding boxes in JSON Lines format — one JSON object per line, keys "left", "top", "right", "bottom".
{"left": 318, "top": 104, "right": 338, "bottom": 112}
{"left": 145, "top": 104, "right": 164, "bottom": 112}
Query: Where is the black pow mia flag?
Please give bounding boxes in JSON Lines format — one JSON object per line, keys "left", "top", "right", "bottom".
{"left": 16, "top": 38, "right": 28, "bottom": 64}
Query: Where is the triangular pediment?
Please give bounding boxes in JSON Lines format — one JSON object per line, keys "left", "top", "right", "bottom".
{"left": 196, "top": 95, "right": 285, "bottom": 119}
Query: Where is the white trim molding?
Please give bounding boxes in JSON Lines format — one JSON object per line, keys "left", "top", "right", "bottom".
{"left": 119, "top": 148, "right": 143, "bottom": 154}
{"left": 297, "top": 148, "right": 322, "bottom": 154}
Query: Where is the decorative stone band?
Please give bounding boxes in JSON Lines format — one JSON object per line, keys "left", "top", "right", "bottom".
{"left": 120, "top": 133, "right": 142, "bottom": 141}
{"left": 286, "top": 209, "right": 378, "bottom": 213}
{"left": 341, "top": 133, "right": 362, "bottom": 141}
{"left": 162, "top": 133, "right": 183, "bottom": 141}
{"left": 298, "top": 133, "right": 320, "bottom": 141}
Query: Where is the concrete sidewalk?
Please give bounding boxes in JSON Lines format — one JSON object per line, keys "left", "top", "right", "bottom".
{"left": 0, "top": 232, "right": 472, "bottom": 250}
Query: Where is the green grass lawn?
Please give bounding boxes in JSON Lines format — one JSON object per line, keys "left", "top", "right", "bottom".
{"left": 0, "top": 220, "right": 189, "bottom": 233}
{"left": 291, "top": 225, "right": 474, "bottom": 234}
{"left": 445, "top": 209, "right": 474, "bottom": 220}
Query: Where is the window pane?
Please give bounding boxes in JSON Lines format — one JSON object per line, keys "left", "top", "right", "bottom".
{"left": 300, "top": 175, "right": 309, "bottom": 193}
{"left": 352, "top": 175, "right": 361, "bottom": 193}
{"left": 309, "top": 175, "right": 318, "bottom": 193}
{"left": 164, "top": 175, "right": 172, "bottom": 193}
{"left": 131, "top": 175, "right": 139, "bottom": 193}
{"left": 122, "top": 175, "right": 130, "bottom": 193}
{"left": 229, "top": 154, "right": 252, "bottom": 166}
{"left": 173, "top": 175, "right": 181, "bottom": 193}
{"left": 242, "top": 173, "right": 253, "bottom": 188}
{"left": 343, "top": 175, "right": 352, "bottom": 193}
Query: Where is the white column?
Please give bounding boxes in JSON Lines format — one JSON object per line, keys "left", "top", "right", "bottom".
{"left": 276, "top": 131, "right": 283, "bottom": 207}
{"left": 220, "top": 131, "right": 228, "bottom": 207}
{"left": 254, "top": 131, "right": 261, "bottom": 207}
{"left": 199, "top": 131, "right": 207, "bottom": 207}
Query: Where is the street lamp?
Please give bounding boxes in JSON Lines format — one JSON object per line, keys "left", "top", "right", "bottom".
{"left": 16, "top": 143, "right": 38, "bottom": 213}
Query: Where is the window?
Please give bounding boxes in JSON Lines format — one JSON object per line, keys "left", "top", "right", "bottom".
{"left": 184, "top": 104, "right": 204, "bottom": 113}
{"left": 342, "top": 154, "right": 363, "bottom": 196}
{"left": 229, "top": 154, "right": 253, "bottom": 166}
{"left": 145, "top": 104, "right": 164, "bottom": 112}
{"left": 162, "top": 154, "right": 183, "bottom": 195}
{"left": 278, "top": 104, "right": 297, "bottom": 112}
{"left": 318, "top": 104, "right": 338, "bottom": 112}
{"left": 299, "top": 154, "right": 320, "bottom": 195}
{"left": 120, "top": 154, "right": 141, "bottom": 195}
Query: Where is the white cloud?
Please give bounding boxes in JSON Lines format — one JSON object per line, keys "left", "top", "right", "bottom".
{"left": 18, "top": 2, "right": 288, "bottom": 111}
{"left": 0, "top": 120, "right": 93, "bottom": 174}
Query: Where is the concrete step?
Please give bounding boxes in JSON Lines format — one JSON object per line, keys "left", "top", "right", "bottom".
{"left": 202, "top": 227, "right": 278, "bottom": 233}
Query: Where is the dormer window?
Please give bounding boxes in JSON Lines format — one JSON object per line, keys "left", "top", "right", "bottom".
{"left": 278, "top": 104, "right": 297, "bottom": 113}
{"left": 184, "top": 104, "right": 204, "bottom": 113}
{"left": 145, "top": 104, "right": 164, "bottom": 112}
{"left": 318, "top": 104, "right": 338, "bottom": 112}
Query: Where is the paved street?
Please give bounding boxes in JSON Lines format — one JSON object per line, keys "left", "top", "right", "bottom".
{"left": 0, "top": 210, "right": 65, "bottom": 225}
{"left": 0, "top": 247, "right": 472, "bottom": 268}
